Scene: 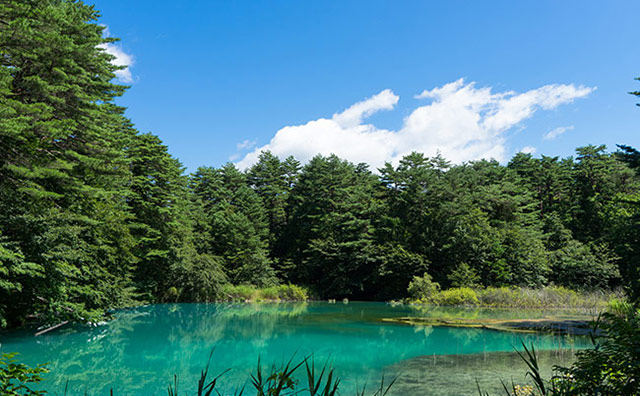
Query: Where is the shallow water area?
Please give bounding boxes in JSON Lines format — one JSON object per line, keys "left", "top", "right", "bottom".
{"left": 0, "top": 302, "right": 592, "bottom": 395}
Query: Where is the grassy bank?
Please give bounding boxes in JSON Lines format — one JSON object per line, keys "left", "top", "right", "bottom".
{"left": 405, "top": 284, "right": 621, "bottom": 310}
{"left": 217, "top": 284, "right": 310, "bottom": 302}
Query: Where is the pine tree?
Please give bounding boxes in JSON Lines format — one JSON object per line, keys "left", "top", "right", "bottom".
{"left": 286, "top": 155, "right": 380, "bottom": 298}
{"left": 192, "top": 164, "right": 275, "bottom": 286}
{"left": 0, "top": 0, "right": 137, "bottom": 325}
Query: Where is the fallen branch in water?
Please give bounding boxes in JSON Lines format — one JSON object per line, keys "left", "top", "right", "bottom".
{"left": 34, "top": 320, "right": 69, "bottom": 337}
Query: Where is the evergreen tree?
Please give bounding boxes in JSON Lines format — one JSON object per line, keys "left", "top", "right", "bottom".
{"left": 287, "top": 155, "right": 381, "bottom": 298}
{"left": 0, "top": 0, "right": 137, "bottom": 325}
{"left": 192, "top": 164, "right": 275, "bottom": 286}
{"left": 126, "top": 133, "right": 226, "bottom": 301}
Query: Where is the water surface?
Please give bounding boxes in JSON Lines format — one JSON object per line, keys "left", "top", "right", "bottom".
{"left": 0, "top": 302, "right": 592, "bottom": 395}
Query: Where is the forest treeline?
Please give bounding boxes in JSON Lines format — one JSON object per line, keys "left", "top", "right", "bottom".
{"left": 1, "top": 0, "right": 640, "bottom": 329}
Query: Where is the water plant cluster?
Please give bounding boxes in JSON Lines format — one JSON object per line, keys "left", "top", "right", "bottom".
{"left": 217, "top": 284, "right": 310, "bottom": 302}
{"left": 406, "top": 274, "right": 620, "bottom": 309}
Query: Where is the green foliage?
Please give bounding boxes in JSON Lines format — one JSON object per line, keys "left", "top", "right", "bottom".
{"left": 552, "top": 308, "right": 640, "bottom": 395}
{"left": 0, "top": 0, "right": 138, "bottom": 327}
{"left": 261, "top": 285, "right": 309, "bottom": 301}
{"left": 487, "top": 308, "right": 640, "bottom": 396}
{"left": 407, "top": 285, "right": 617, "bottom": 309}
{"left": 192, "top": 164, "right": 276, "bottom": 287}
{"left": 549, "top": 241, "right": 618, "bottom": 290}
{"left": 436, "top": 287, "right": 479, "bottom": 306}
{"left": 407, "top": 272, "right": 441, "bottom": 302}
{"left": 0, "top": 353, "right": 48, "bottom": 396}
{"left": 219, "top": 284, "right": 309, "bottom": 302}
{"left": 448, "top": 262, "right": 480, "bottom": 288}
{"left": 613, "top": 144, "right": 640, "bottom": 304}
{"left": 286, "top": 155, "right": 380, "bottom": 298}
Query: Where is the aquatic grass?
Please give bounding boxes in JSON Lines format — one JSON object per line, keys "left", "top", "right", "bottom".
{"left": 218, "top": 284, "right": 309, "bottom": 302}
{"left": 408, "top": 286, "right": 621, "bottom": 310}
{"left": 475, "top": 287, "right": 621, "bottom": 310}
{"left": 166, "top": 348, "right": 238, "bottom": 396}
{"left": 47, "top": 351, "right": 397, "bottom": 396}
{"left": 436, "top": 287, "right": 479, "bottom": 306}
{"left": 304, "top": 357, "right": 339, "bottom": 396}
{"left": 251, "top": 355, "right": 306, "bottom": 396}
{"left": 355, "top": 374, "right": 398, "bottom": 396}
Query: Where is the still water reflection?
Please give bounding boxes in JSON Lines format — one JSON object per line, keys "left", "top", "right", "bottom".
{"left": 0, "top": 303, "right": 591, "bottom": 395}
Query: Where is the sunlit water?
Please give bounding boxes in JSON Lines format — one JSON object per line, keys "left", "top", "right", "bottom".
{"left": 0, "top": 302, "right": 593, "bottom": 395}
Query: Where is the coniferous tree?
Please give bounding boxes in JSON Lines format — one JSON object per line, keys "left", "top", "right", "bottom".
{"left": 286, "top": 155, "right": 380, "bottom": 298}
{"left": 192, "top": 164, "right": 275, "bottom": 286}
{"left": 0, "top": 0, "right": 137, "bottom": 325}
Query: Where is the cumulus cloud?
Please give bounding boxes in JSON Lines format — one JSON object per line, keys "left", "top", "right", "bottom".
{"left": 520, "top": 146, "right": 537, "bottom": 154}
{"left": 237, "top": 79, "right": 594, "bottom": 170}
{"left": 543, "top": 125, "right": 574, "bottom": 140}
{"left": 98, "top": 25, "right": 134, "bottom": 83}
{"left": 332, "top": 89, "right": 399, "bottom": 128}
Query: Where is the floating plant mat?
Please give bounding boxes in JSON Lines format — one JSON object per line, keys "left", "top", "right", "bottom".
{"left": 382, "top": 316, "right": 595, "bottom": 335}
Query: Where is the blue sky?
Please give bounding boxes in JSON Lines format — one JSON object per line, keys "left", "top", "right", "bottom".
{"left": 95, "top": 0, "right": 640, "bottom": 171}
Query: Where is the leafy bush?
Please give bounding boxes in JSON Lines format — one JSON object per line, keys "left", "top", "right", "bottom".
{"left": 260, "top": 286, "right": 281, "bottom": 300}
{"left": 220, "top": 284, "right": 257, "bottom": 301}
{"left": 447, "top": 262, "right": 480, "bottom": 288}
{"left": 407, "top": 272, "right": 440, "bottom": 303}
{"left": 275, "top": 284, "right": 308, "bottom": 301}
{"left": 475, "top": 286, "right": 615, "bottom": 309}
{"left": 407, "top": 283, "right": 618, "bottom": 309}
{"left": 487, "top": 307, "right": 640, "bottom": 396}
{"left": 549, "top": 240, "right": 620, "bottom": 290}
{"left": 170, "top": 253, "right": 228, "bottom": 302}
{"left": 218, "top": 284, "right": 308, "bottom": 302}
{"left": 0, "top": 353, "right": 48, "bottom": 396}
{"left": 435, "top": 287, "right": 479, "bottom": 306}
{"left": 476, "top": 286, "right": 520, "bottom": 307}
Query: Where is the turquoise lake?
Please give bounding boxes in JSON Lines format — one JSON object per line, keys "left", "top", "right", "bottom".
{"left": 0, "top": 302, "right": 592, "bottom": 395}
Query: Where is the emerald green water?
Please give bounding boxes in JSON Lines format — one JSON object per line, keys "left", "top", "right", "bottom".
{"left": 0, "top": 302, "right": 591, "bottom": 395}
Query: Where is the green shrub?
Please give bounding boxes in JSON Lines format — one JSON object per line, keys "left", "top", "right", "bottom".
{"left": 408, "top": 283, "right": 617, "bottom": 309}
{"left": 277, "top": 284, "right": 308, "bottom": 301}
{"left": 447, "top": 262, "right": 480, "bottom": 288}
{"left": 472, "top": 286, "right": 614, "bottom": 309}
{"left": 219, "top": 284, "right": 257, "bottom": 301}
{"left": 0, "top": 353, "right": 48, "bottom": 396}
{"left": 607, "top": 297, "right": 633, "bottom": 315}
{"left": 476, "top": 286, "right": 519, "bottom": 307}
{"left": 217, "top": 284, "right": 308, "bottom": 302}
{"left": 435, "top": 287, "right": 479, "bottom": 306}
{"left": 260, "top": 286, "right": 280, "bottom": 300}
{"left": 407, "top": 272, "right": 440, "bottom": 303}
{"left": 493, "top": 307, "right": 640, "bottom": 396}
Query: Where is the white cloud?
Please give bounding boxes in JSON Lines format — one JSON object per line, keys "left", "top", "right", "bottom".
{"left": 237, "top": 79, "right": 594, "bottom": 170}
{"left": 543, "top": 125, "right": 574, "bottom": 140}
{"left": 332, "top": 89, "right": 399, "bottom": 128}
{"left": 98, "top": 25, "right": 134, "bottom": 83}
{"left": 237, "top": 139, "right": 257, "bottom": 150}
{"left": 520, "top": 146, "right": 537, "bottom": 154}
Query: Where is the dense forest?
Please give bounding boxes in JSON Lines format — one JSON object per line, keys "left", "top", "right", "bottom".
{"left": 1, "top": 0, "right": 640, "bottom": 330}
